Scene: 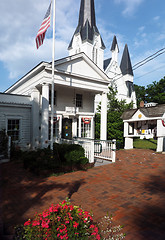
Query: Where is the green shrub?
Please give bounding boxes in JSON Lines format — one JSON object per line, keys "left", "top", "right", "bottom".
{"left": 23, "top": 143, "right": 89, "bottom": 175}
{"left": 65, "top": 150, "right": 84, "bottom": 165}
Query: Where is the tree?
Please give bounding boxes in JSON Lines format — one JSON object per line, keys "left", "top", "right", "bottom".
{"left": 146, "top": 77, "right": 165, "bottom": 104}
{"left": 134, "top": 84, "right": 146, "bottom": 107}
{"left": 134, "top": 77, "right": 165, "bottom": 105}
{"left": 95, "top": 87, "right": 133, "bottom": 146}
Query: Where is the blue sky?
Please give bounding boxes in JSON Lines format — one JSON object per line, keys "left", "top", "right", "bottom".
{"left": 1, "top": 0, "right": 165, "bottom": 92}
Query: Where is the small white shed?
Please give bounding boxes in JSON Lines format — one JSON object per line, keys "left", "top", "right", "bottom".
{"left": 122, "top": 103, "right": 165, "bottom": 152}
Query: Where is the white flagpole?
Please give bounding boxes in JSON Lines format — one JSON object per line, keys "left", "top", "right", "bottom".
{"left": 51, "top": 0, "right": 56, "bottom": 150}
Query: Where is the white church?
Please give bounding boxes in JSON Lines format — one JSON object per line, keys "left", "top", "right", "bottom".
{"left": 0, "top": 0, "right": 136, "bottom": 150}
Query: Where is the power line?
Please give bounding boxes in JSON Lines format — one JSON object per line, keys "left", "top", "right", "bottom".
{"left": 132, "top": 47, "right": 165, "bottom": 68}
{"left": 112, "top": 47, "right": 165, "bottom": 82}
{"left": 134, "top": 64, "right": 165, "bottom": 81}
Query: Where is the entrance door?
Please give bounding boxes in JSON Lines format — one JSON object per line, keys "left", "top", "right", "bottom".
{"left": 62, "top": 118, "right": 72, "bottom": 139}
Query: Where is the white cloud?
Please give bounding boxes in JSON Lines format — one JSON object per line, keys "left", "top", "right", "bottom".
{"left": 138, "top": 26, "right": 145, "bottom": 32}
{"left": 114, "top": 0, "right": 144, "bottom": 16}
{"left": 0, "top": 0, "right": 78, "bottom": 82}
{"left": 153, "top": 16, "right": 160, "bottom": 21}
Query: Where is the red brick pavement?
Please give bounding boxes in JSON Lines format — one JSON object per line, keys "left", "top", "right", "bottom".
{"left": 1, "top": 149, "right": 165, "bottom": 239}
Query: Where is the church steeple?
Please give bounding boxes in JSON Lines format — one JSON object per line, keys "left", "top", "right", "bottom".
{"left": 68, "top": 0, "right": 105, "bottom": 69}
{"left": 120, "top": 44, "right": 133, "bottom": 76}
{"left": 111, "top": 35, "right": 119, "bottom": 63}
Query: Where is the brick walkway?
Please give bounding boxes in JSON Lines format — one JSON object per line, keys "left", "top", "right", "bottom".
{"left": 1, "top": 149, "right": 165, "bottom": 239}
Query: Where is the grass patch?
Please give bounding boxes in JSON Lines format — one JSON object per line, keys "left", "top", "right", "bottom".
{"left": 133, "top": 138, "right": 157, "bottom": 150}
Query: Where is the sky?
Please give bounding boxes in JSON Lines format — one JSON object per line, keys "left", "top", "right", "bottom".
{"left": 1, "top": 0, "right": 165, "bottom": 92}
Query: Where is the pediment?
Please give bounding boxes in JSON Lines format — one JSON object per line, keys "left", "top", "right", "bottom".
{"left": 55, "top": 53, "right": 109, "bottom": 83}
{"left": 131, "top": 109, "right": 148, "bottom": 121}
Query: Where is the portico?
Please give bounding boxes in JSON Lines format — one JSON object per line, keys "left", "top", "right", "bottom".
{"left": 122, "top": 104, "right": 165, "bottom": 152}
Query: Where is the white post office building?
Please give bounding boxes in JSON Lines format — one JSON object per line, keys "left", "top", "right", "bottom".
{"left": 0, "top": 0, "right": 137, "bottom": 150}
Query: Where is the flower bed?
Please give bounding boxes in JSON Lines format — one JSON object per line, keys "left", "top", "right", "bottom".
{"left": 14, "top": 199, "right": 125, "bottom": 240}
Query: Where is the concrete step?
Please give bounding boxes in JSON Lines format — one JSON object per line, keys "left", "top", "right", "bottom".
{"left": 0, "top": 159, "right": 10, "bottom": 164}
{"left": 94, "top": 158, "right": 112, "bottom": 167}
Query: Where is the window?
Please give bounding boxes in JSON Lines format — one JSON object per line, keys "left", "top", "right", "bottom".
{"left": 76, "top": 94, "right": 82, "bottom": 108}
{"left": 81, "top": 118, "right": 91, "bottom": 138}
{"left": 7, "top": 119, "right": 20, "bottom": 141}
{"left": 126, "top": 81, "right": 134, "bottom": 98}
{"left": 49, "top": 90, "right": 56, "bottom": 105}
{"left": 92, "top": 47, "right": 98, "bottom": 65}
{"left": 48, "top": 117, "right": 60, "bottom": 140}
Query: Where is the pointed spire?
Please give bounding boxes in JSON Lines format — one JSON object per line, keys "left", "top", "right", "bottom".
{"left": 111, "top": 35, "right": 119, "bottom": 52}
{"left": 68, "top": 0, "right": 105, "bottom": 49}
{"left": 120, "top": 44, "right": 133, "bottom": 76}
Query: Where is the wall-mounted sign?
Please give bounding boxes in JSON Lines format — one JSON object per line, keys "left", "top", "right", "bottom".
{"left": 162, "top": 119, "right": 165, "bottom": 127}
{"left": 138, "top": 114, "right": 142, "bottom": 119}
{"left": 82, "top": 117, "right": 91, "bottom": 124}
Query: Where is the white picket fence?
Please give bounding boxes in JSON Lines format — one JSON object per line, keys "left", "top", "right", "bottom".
{"left": 55, "top": 138, "right": 116, "bottom": 163}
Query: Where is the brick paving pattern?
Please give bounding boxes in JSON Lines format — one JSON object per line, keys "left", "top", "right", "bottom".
{"left": 1, "top": 149, "right": 165, "bottom": 239}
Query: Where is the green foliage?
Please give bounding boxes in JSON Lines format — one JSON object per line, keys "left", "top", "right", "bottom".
{"left": 135, "top": 77, "right": 165, "bottom": 105}
{"left": 14, "top": 199, "right": 101, "bottom": 240}
{"left": 134, "top": 84, "right": 146, "bottom": 106}
{"left": 146, "top": 78, "right": 165, "bottom": 104}
{"left": 95, "top": 87, "right": 133, "bottom": 147}
{"left": 23, "top": 143, "right": 88, "bottom": 175}
{"left": 65, "top": 150, "right": 85, "bottom": 165}
{"left": 95, "top": 113, "right": 100, "bottom": 139}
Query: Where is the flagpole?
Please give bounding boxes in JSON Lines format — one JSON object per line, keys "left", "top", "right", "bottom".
{"left": 51, "top": 0, "right": 56, "bottom": 150}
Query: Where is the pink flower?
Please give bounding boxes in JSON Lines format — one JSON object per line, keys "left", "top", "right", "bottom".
{"left": 57, "top": 216, "right": 61, "bottom": 222}
{"left": 32, "top": 220, "right": 40, "bottom": 227}
{"left": 24, "top": 220, "right": 31, "bottom": 226}
{"left": 42, "top": 211, "right": 49, "bottom": 218}
{"left": 41, "top": 220, "right": 49, "bottom": 228}
{"left": 69, "top": 205, "right": 74, "bottom": 211}
{"left": 96, "top": 234, "right": 101, "bottom": 240}
{"left": 73, "top": 221, "right": 79, "bottom": 228}
{"left": 90, "top": 224, "right": 95, "bottom": 229}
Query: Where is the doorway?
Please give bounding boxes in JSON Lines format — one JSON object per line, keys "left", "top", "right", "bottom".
{"left": 62, "top": 118, "right": 72, "bottom": 139}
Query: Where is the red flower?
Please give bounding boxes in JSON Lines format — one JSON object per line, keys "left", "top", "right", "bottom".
{"left": 32, "top": 220, "right": 40, "bottom": 227}
{"left": 73, "top": 221, "right": 79, "bottom": 228}
{"left": 24, "top": 220, "right": 31, "bottom": 226}
{"left": 41, "top": 220, "right": 50, "bottom": 228}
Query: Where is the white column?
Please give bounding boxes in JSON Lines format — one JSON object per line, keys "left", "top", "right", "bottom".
{"left": 124, "top": 137, "right": 133, "bottom": 149}
{"left": 157, "top": 137, "right": 163, "bottom": 152}
{"left": 79, "top": 116, "right": 81, "bottom": 138}
{"left": 100, "top": 92, "right": 107, "bottom": 140}
{"left": 72, "top": 118, "right": 77, "bottom": 138}
{"left": 41, "top": 83, "right": 49, "bottom": 148}
{"left": 59, "top": 116, "right": 62, "bottom": 139}
{"left": 31, "top": 88, "right": 40, "bottom": 149}
{"left": 124, "top": 122, "right": 129, "bottom": 137}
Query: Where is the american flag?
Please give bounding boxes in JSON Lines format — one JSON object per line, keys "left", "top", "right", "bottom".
{"left": 36, "top": 2, "right": 52, "bottom": 49}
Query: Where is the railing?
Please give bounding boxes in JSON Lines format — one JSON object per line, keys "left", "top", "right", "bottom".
{"left": 54, "top": 138, "right": 116, "bottom": 163}
{"left": 94, "top": 139, "right": 116, "bottom": 163}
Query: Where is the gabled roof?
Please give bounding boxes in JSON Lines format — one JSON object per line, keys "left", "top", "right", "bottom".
{"left": 5, "top": 52, "right": 110, "bottom": 93}
{"left": 68, "top": 0, "right": 105, "bottom": 49}
{"left": 121, "top": 104, "right": 165, "bottom": 120}
{"left": 111, "top": 35, "right": 119, "bottom": 52}
{"left": 120, "top": 44, "right": 133, "bottom": 76}
{"left": 53, "top": 52, "right": 110, "bottom": 82}
{"left": 103, "top": 58, "right": 111, "bottom": 71}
